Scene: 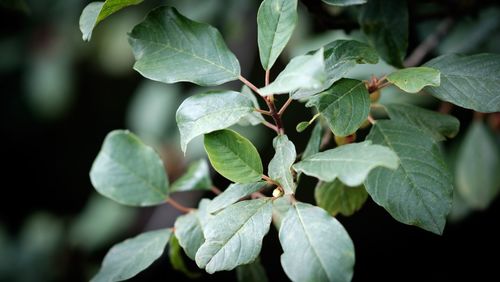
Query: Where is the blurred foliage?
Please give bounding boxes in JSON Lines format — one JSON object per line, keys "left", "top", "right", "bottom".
{"left": 0, "top": 0, "right": 499, "bottom": 281}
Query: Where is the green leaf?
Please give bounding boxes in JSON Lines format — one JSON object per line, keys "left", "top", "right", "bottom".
{"left": 176, "top": 91, "right": 254, "bottom": 152}
{"left": 174, "top": 199, "right": 211, "bottom": 260}
{"left": 359, "top": 0, "right": 408, "bottom": 67}
{"left": 365, "top": 121, "right": 453, "bottom": 234}
{"left": 423, "top": 53, "right": 500, "bottom": 112}
{"left": 279, "top": 202, "right": 354, "bottom": 282}
{"left": 168, "top": 236, "right": 201, "bottom": 279}
{"left": 293, "top": 141, "right": 399, "bottom": 186}
{"left": 387, "top": 67, "right": 440, "bottom": 93}
{"left": 80, "top": 0, "right": 143, "bottom": 41}
{"left": 171, "top": 159, "right": 212, "bottom": 193}
{"left": 385, "top": 103, "right": 460, "bottom": 142}
{"left": 260, "top": 49, "right": 326, "bottom": 95}
{"left": 268, "top": 135, "right": 297, "bottom": 194}
{"left": 129, "top": 6, "right": 240, "bottom": 86}
{"left": 302, "top": 122, "right": 324, "bottom": 160}
{"left": 236, "top": 259, "right": 269, "bottom": 282}
{"left": 296, "top": 121, "right": 311, "bottom": 133}
{"left": 208, "top": 182, "right": 266, "bottom": 214}
{"left": 238, "top": 85, "right": 265, "bottom": 126}
{"left": 90, "top": 130, "right": 169, "bottom": 206}
{"left": 204, "top": 130, "right": 263, "bottom": 183}
{"left": 315, "top": 180, "right": 368, "bottom": 217}
{"left": 322, "top": 0, "right": 366, "bottom": 6}
{"left": 456, "top": 121, "right": 500, "bottom": 210}
{"left": 195, "top": 198, "right": 273, "bottom": 274}
{"left": 306, "top": 78, "right": 370, "bottom": 136}
{"left": 257, "top": 0, "right": 298, "bottom": 70}
{"left": 293, "top": 40, "right": 378, "bottom": 99}
{"left": 91, "top": 228, "right": 172, "bottom": 282}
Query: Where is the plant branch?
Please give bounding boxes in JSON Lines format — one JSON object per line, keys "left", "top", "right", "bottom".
{"left": 265, "top": 70, "right": 270, "bottom": 86}
{"left": 262, "top": 120, "right": 280, "bottom": 132}
{"left": 278, "top": 98, "right": 293, "bottom": 117}
{"left": 211, "top": 186, "right": 222, "bottom": 195}
{"left": 254, "top": 108, "right": 272, "bottom": 115}
{"left": 239, "top": 75, "right": 264, "bottom": 96}
{"left": 166, "top": 198, "right": 194, "bottom": 213}
{"left": 404, "top": 17, "right": 455, "bottom": 67}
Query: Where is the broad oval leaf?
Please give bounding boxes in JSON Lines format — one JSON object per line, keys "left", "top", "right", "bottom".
{"left": 176, "top": 90, "right": 254, "bottom": 152}
{"left": 293, "top": 141, "right": 399, "bottom": 186}
{"left": 385, "top": 103, "right": 460, "bottom": 142}
{"left": 91, "top": 228, "right": 171, "bottom": 282}
{"left": 90, "top": 130, "right": 169, "bottom": 206}
{"left": 306, "top": 78, "right": 370, "bottom": 136}
{"left": 129, "top": 6, "right": 241, "bottom": 86}
{"left": 322, "top": 0, "right": 366, "bottom": 6}
{"left": 260, "top": 49, "right": 326, "bottom": 95}
{"left": 387, "top": 67, "right": 440, "bottom": 93}
{"left": 365, "top": 121, "right": 453, "bottom": 234}
{"left": 268, "top": 135, "right": 297, "bottom": 194}
{"left": 424, "top": 53, "right": 500, "bottom": 112}
{"left": 238, "top": 85, "right": 265, "bottom": 126}
{"left": 174, "top": 199, "right": 211, "bottom": 260}
{"left": 204, "top": 129, "right": 263, "bottom": 183}
{"left": 315, "top": 180, "right": 368, "bottom": 217}
{"left": 293, "top": 40, "right": 378, "bottom": 99}
{"left": 80, "top": 0, "right": 143, "bottom": 41}
{"left": 359, "top": 0, "right": 408, "bottom": 67}
{"left": 236, "top": 259, "right": 269, "bottom": 282}
{"left": 279, "top": 202, "right": 355, "bottom": 282}
{"left": 195, "top": 198, "right": 273, "bottom": 273}
{"left": 171, "top": 159, "right": 212, "bottom": 193}
{"left": 456, "top": 121, "right": 500, "bottom": 209}
{"left": 257, "top": 0, "right": 298, "bottom": 70}
{"left": 208, "top": 182, "right": 266, "bottom": 214}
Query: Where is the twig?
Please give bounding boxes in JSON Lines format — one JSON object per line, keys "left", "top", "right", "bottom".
{"left": 278, "top": 98, "right": 293, "bottom": 117}
{"left": 211, "top": 186, "right": 222, "bottom": 195}
{"left": 265, "top": 70, "right": 270, "bottom": 86}
{"left": 404, "top": 17, "right": 455, "bottom": 67}
{"left": 262, "top": 120, "right": 280, "bottom": 132}
{"left": 166, "top": 198, "right": 194, "bottom": 213}
{"left": 239, "top": 75, "right": 264, "bottom": 96}
{"left": 254, "top": 108, "right": 272, "bottom": 115}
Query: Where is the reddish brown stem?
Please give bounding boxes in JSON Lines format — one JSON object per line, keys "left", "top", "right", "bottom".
{"left": 166, "top": 198, "right": 194, "bottom": 213}
{"left": 262, "top": 120, "right": 280, "bottom": 132}
{"left": 254, "top": 108, "right": 272, "bottom": 115}
{"left": 265, "top": 70, "right": 270, "bottom": 86}
{"left": 278, "top": 98, "right": 293, "bottom": 117}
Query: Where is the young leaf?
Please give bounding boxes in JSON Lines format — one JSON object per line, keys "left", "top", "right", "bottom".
{"left": 174, "top": 199, "right": 211, "bottom": 260}
{"left": 293, "top": 141, "right": 399, "bottom": 187}
{"left": 176, "top": 90, "right": 254, "bottom": 152}
{"left": 322, "top": 0, "right": 366, "bottom": 6}
{"left": 456, "top": 121, "right": 500, "bottom": 210}
{"left": 359, "top": 0, "right": 408, "bottom": 67}
{"left": 365, "top": 121, "right": 453, "bottom": 234}
{"left": 236, "top": 259, "right": 269, "bottom": 282}
{"left": 268, "top": 135, "right": 297, "bottom": 194}
{"left": 385, "top": 103, "right": 460, "bottom": 142}
{"left": 238, "top": 85, "right": 265, "bottom": 126}
{"left": 292, "top": 40, "right": 378, "bottom": 99}
{"left": 129, "top": 6, "right": 240, "bottom": 86}
{"left": 90, "top": 130, "right": 169, "bottom": 206}
{"left": 208, "top": 182, "right": 266, "bottom": 214}
{"left": 424, "top": 53, "right": 500, "bottom": 112}
{"left": 204, "top": 129, "right": 263, "bottom": 183}
{"left": 80, "top": 0, "right": 143, "bottom": 41}
{"left": 168, "top": 236, "right": 201, "bottom": 279}
{"left": 195, "top": 198, "right": 273, "bottom": 274}
{"left": 91, "top": 228, "right": 172, "bottom": 282}
{"left": 257, "top": 0, "right": 298, "bottom": 70}
{"left": 260, "top": 49, "right": 326, "bottom": 95}
{"left": 306, "top": 78, "right": 370, "bottom": 136}
{"left": 279, "top": 202, "right": 354, "bottom": 282}
{"left": 315, "top": 180, "right": 368, "bottom": 217}
{"left": 302, "top": 122, "right": 324, "bottom": 160}
{"left": 170, "top": 159, "right": 212, "bottom": 193}
{"left": 387, "top": 67, "right": 440, "bottom": 93}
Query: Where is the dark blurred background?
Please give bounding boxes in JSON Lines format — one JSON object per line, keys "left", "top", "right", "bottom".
{"left": 1, "top": 0, "right": 499, "bottom": 281}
